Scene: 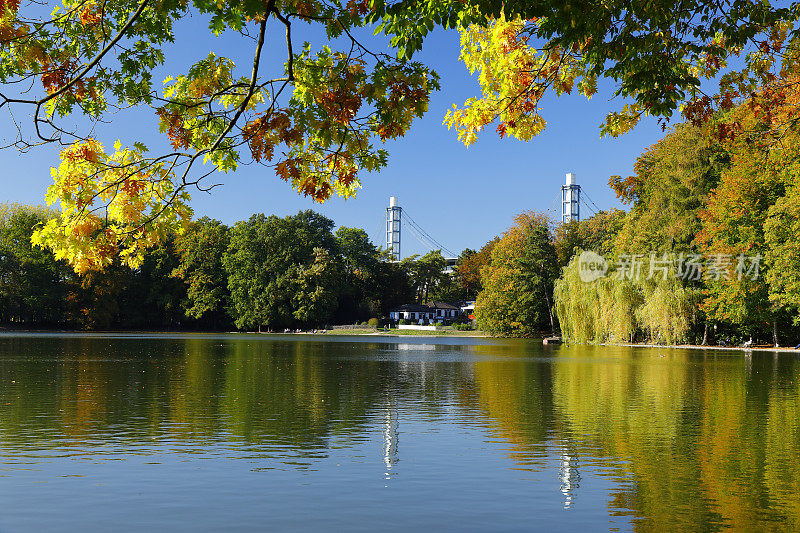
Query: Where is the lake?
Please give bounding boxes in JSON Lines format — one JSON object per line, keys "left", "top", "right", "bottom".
{"left": 0, "top": 333, "right": 798, "bottom": 531}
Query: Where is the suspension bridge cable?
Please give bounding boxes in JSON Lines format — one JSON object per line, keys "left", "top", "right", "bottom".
{"left": 401, "top": 209, "right": 457, "bottom": 256}
{"left": 407, "top": 220, "right": 456, "bottom": 257}
{"left": 548, "top": 189, "right": 563, "bottom": 227}
{"left": 402, "top": 210, "right": 438, "bottom": 244}
{"left": 406, "top": 214, "right": 455, "bottom": 257}
{"left": 404, "top": 219, "right": 441, "bottom": 255}
{"left": 404, "top": 217, "right": 435, "bottom": 248}
{"left": 406, "top": 226, "right": 435, "bottom": 255}
{"left": 406, "top": 218, "right": 446, "bottom": 254}
{"left": 580, "top": 196, "right": 598, "bottom": 217}
{"left": 371, "top": 217, "right": 385, "bottom": 248}
{"left": 582, "top": 190, "right": 603, "bottom": 213}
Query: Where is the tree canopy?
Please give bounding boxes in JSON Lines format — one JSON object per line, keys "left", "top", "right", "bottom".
{"left": 1, "top": 0, "right": 797, "bottom": 271}
{"left": 551, "top": 93, "right": 800, "bottom": 345}
{"left": 0, "top": 203, "right": 66, "bottom": 324}
{"left": 172, "top": 216, "right": 230, "bottom": 325}
{"left": 444, "top": 2, "right": 800, "bottom": 144}
{"left": 222, "top": 210, "right": 338, "bottom": 329}
{"left": 476, "top": 211, "right": 557, "bottom": 337}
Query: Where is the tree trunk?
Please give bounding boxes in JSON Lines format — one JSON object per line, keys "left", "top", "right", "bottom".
{"left": 773, "top": 318, "right": 779, "bottom": 348}
{"left": 701, "top": 321, "right": 709, "bottom": 345}
{"left": 542, "top": 282, "right": 556, "bottom": 336}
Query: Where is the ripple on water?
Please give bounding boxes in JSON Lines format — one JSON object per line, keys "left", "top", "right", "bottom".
{"left": 0, "top": 335, "right": 799, "bottom": 531}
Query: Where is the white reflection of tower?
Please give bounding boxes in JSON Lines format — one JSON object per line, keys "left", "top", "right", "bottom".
{"left": 383, "top": 399, "right": 399, "bottom": 480}
{"left": 559, "top": 445, "right": 581, "bottom": 509}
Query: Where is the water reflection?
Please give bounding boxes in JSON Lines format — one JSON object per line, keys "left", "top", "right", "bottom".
{"left": 559, "top": 443, "right": 580, "bottom": 509}
{"left": 382, "top": 398, "right": 398, "bottom": 480}
{"left": 0, "top": 334, "right": 799, "bottom": 531}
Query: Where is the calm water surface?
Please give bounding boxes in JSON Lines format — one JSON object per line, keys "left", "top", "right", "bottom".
{"left": 0, "top": 333, "right": 799, "bottom": 531}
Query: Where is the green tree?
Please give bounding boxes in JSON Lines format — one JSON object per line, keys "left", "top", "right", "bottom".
{"left": 611, "top": 123, "right": 726, "bottom": 255}
{"left": 404, "top": 250, "right": 448, "bottom": 303}
{"left": 455, "top": 239, "right": 498, "bottom": 298}
{"left": 336, "top": 226, "right": 380, "bottom": 275}
{"left": 333, "top": 226, "right": 382, "bottom": 322}
{"left": 0, "top": 204, "right": 69, "bottom": 325}
{"left": 428, "top": 273, "right": 468, "bottom": 303}
{"left": 80, "top": 267, "right": 128, "bottom": 329}
{"left": 552, "top": 96, "right": 800, "bottom": 345}
{"left": 443, "top": 3, "right": 798, "bottom": 144}
{"left": 8, "top": 0, "right": 441, "bottom": 270}
{"left": 371, "top": 259, "right": 414, "bottom": 317}
{"left": 173, "top": 217, "right": 231, "bottom": 327}
{"left": 554, "top": 209, "right": 626, "bottom": 268}
{"left": 125, "top": 237, "right": 187, "bottom": 329}
{"left": 554, "top": 255, "right": 695, "bottom": 345}
{"left": 476, "top": 211, "right": 558, "bottom": 337}
{"left": 223, "top": 210, "right": 337, "bottom": 330}
{"left": 764, "top": 174, "right": 800, "bottom": 321}
{"left": 290, "top": 247, "right": 342, "bottom": 325}
{"left": 685, "top": 93, "right": 800, "bottom": 344}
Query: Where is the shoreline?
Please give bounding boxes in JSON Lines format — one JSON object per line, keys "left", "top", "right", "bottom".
{"left": 2, "top": 329, "right": 797, "bottom": 349}
{"left": 600, "top": 342, "right": 800, "bottom": 354}
{"left": 0, "top": 328, "right": 491, "bottom": 338}
{"left": 323, "top": 329, "right": 490, "bottom": 338}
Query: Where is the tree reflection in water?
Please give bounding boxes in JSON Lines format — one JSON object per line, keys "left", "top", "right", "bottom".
{"left": 0, "top": 334, "right": 798, "bottom": 530}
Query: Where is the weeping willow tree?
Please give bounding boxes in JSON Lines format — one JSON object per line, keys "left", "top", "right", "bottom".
{"left": 637, "top": 275, "right": 696, "bottom": 345}
{"left": 554, "top": 254, "right": 696, "bottom": 345}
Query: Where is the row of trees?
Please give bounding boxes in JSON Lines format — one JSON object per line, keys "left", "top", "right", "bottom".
{"left": 469, "top": 99, "right": 800, "bottom": 345}
{"left": 554, "top": 102, "right": 800, "bottom": 346}
{"left": 8, "top": 87, "right": 800, "bottom": 343}
{"left": 1, "top": 204, "right": 485, "bottom": 330}
{"left": 4, "top": 0, "right": 800, "bottom": 343}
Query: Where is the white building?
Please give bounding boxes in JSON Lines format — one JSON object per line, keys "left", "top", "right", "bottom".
{"left": 389, "top": 302, "right": 462, "bottom": 324}
{"left": 388, "top": 304, "right": 437, "bottom": 323}
{"left": 458, "top": 300, "right": 475, "bottom": 319}
{"left": 427, "top": 302, "right": 460, "bottom": 320}
{"left": 443, "top": 257, "right": 458, "bottom": 274}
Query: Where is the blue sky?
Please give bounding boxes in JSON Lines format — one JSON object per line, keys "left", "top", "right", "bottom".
{"left": 1, "top": 16, "right": 669, "bottom": 258}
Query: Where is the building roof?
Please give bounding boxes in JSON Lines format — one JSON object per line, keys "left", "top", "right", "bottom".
{"left": 389, "top": 303, "right": 436, "bottom": 313}
{"left": 426, "top": 302, "right": 459, "bottom": 310}
{"left": 390, "top": 302, "right": 468, "bottom": 313}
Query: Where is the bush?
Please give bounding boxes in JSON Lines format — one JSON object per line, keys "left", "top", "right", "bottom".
{"left": 454, "top": 323, "right": 474, "bottom": 331}
{"left": 368, "top": 318, "right": 380, "bottom": 327}
{"left": 399, "top": 319, "right": 410, "bottom": 325}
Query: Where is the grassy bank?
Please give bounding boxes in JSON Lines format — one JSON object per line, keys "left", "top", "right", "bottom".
{"left": 375, "top": 329, "right": 489, "bottom": 337}
{"left": 601, "top": 342, "right": 800, "bottom": 353}
{"left": 325, "top": 328, "right": 489, "bottom": 337}
{"left": 324, "top": 328, "right": 379, "bottom": 335}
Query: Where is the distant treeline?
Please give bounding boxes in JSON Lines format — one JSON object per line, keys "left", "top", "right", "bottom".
{"left": 549, "top": 117, "right": 800, "bottom": 347}
{"left": 452, "top": 120, "right": 800, "bottom": 345}
{"left": 0, "top": 205, "right": 482, "bottom": 330}
{"left": 7, "top": 108, "right": 800, "bottom": 345}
